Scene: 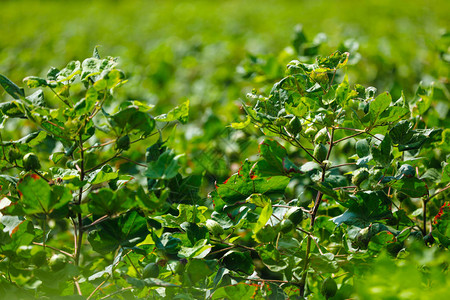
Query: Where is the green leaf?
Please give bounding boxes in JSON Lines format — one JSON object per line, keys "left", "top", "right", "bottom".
{"left": 222, "top": 250, "right": 254, "bottom": 275}
{"left": 376, "top": 106, "right": 410, "bottom": 125}
{"left": 442, "top": 157, "right": 450, "bottom": 183}
{"left": 369, "top": 92, "right": 391, "bottom": 124}
{"left": 17, "top": 174, "right": 71, "bottom": 215}
{"left": 371, "top": 134, "right": 392, "bottom": 167}
{"left": 145, "top": 150, "right": 181, "bottom": 180}
{"left": 152, "top": 232, "right": 182, "bottom": 254}
{"left": 178, "top": 239, "right": 212, "bottom": 259}
{"left": 259, "top": 139, "right": 288, "bottom": 174}
{"left": 87, "top": 188, "right": 134, "bottom": 216}
{"left": 253, "top": 203, "right": 273, "bottom": 240}
{"left": 105, "top": 69, "right": 126, "bottom": 90}
{"left": 87, "top": 211, "right": 148, "bottom": 254}
{"left": 0, "top": 101, "right": 25, "bottom": 118}
{"left": 331, "top": 191, "right": 392, "bottom": 226}
{"left": 256, "top": 244, "right": 288, "bottom": 272}
{"left": 212, "top": 161, "right": 289, "bottom": 207}
{"left": 26, "top": 89, "right": 45, "bottom": 106}
{"left": 0, "top": 219, "right": 35, "bottom": 251}
{"left": 336, "top": 74, "right": 349, "bottom": 105}
{"left": 0, "top": 74, "right": 25, "bottom": 99}
{"left": 41, "top": 119, "right": 69, "bottom": 141}
{"left": 50, "top": 167, "right": 79, "bottom": 180}
{"left": 397, "top": 128, "right": 442, "bottom": 152}
{"left": 23, "top": 76, "right": 48, "bottom": 88}
{"left": 74, "top": 88, "right": 98, "bottom": 115}
{"left": 155, "top": 99, "right": 189, "bottom": 124}
{"left": 367, "top": 231, "right": 396, "bottom": 253}
{"left": 180, "top": 221, "right": 206, "bottom": 245}
{"left": 56, "top": 60, "right": 81, "bottom": 83}
{"left": 389, "top": 177, "right": 428, "bottom": 198}
{"left": 127, "top": 277, "right": 180, "bottom": 288}
{"left": 356, "top": 139, "right": 370, "bottom": 157}
{"left": 111, "top": 105, "right": 156, "bottom": 135}
{"left": 89, "top": 165, "right": 118, "bottom": 185}
{"left": 310, "top": 253, "right": 339, "bottom": 273}
{"left": 389, "top": 121, "right": 413, "bottom": 145}
{"left": 230, "top": 115, "right": 251, "bottom": 129}
{"left": 285, "top": 99, "right": 308, "bottom": 118}
{"left": 212, "top": 283, "right": 257, "bottom": 300}
{"left": 0, "top": 216, "right": 24, "bottom": 235}
{"left": 186, "top": 259, "right": 216, "bottom": 284}
{"left": 14, "top": 131, "right": 47, "bottom": 146}
{"left": 155, "top": 204, "right": 207, "bottom": 228}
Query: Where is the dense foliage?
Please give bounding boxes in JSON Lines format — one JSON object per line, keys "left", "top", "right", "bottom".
{"left": 0, "top": 46, "right": 449, "bottom": 299}
{"left": 1, "top": 1, "right": 449, "bottom": 299}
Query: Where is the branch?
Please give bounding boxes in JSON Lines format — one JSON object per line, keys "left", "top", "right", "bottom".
{"left": 32, "top": 242, "right": 73, "bottom": 258}
{"left": 99, "top": 287, "right": 133, "bottom": 300}
{"left": 117, "top": 155, "right": 147, "bottom": 168}
{"left": 429, "top": 184, "right": 450, "bottom": 200}
{"left": 87, "top": 274, "right": 110, "bottom": 300}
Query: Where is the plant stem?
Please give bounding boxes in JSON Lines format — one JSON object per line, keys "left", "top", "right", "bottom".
{"left": 328, "top": 162, "right": 356, "bottom": 170}
{"left": 74, "top": 133, "right": 85, "bottom": 295}
{"left": 117, "top": 155, "right": 147, "bottom": 167}
{"left": 32, "top": 242, "right": 73, "bottom": 257}
{"left": 429, "top": 183, "right": 450, "bottom": 200}
{"left": 33, "top": 169, "right": 49, "bottom": 182}
{"left": 422, "top": 197, "right": 428, "bottom": 236}
{"left": 127, "top": 255, "right": 142, "bottom": 278}
{"left": 85, "top": 153, "right": 120, "bottom": 173}
{"left": 50, "top": 87, "right": 72, "bottom": 108}
{"left": 87, "top": 275, "right": 111, "bottom": 300}
{"left": 299, "top": 128, "right": 334, "bottom": 296}
{"left": 332, "top": 131, "right": 365, "bottom": 144}
{"left": 99, "top": 287, "right": 133, "bottom": 300}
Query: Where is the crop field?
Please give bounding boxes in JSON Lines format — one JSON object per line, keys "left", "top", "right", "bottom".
{"left": 0, "top": 0, "right": 449, "bottom": 299}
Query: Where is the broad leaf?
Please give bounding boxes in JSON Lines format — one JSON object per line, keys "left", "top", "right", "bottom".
{"left": 88, "top": 211, "right": 148, "bottom": 254}
{"left": 17, "top": 175, "right": 71, "bottom": 216}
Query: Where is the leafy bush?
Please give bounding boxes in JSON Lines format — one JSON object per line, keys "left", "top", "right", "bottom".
{"left": 0, "top": 48, "right": 449, "bottom": 299}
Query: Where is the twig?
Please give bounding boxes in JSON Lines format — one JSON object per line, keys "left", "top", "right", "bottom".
{"left": 429, "top": 184, "right": 450, "bottom": 200}
{"left": 85, "top": 153, "right": 120, "bottom": 173}
{"left": 99, "top": 287, "right": 133, "bottom": 300}
{"left": 50, "top": 87, "right": 72, "bottom": 108}
{"left": 272, "top": 205, "right": 311, "bottom": 214}
{"left": 87, "top": 275, "right": 111, "bottom": 300}
{"left": 32, "top": 242, "right": 73, "bottom": 258}
{"left": 328, "top": 162, "right": 356, "bottom": 170}
{"left": 242, "top": 277, "right": 293, "bottom": 285}
{"left": 332, "top": 131, "right": 365, "bottom": 144}
{"left": 74, "top": 279, "right": 82, "bottom": 296}
{"left": 82, "top": 215, "right": 110, "bottom": 231}
{"left": 33, "top": 170, "right": 49, "bottom": 182}
{"left": 117, "top": 155, "right": 147, "bottom": 168}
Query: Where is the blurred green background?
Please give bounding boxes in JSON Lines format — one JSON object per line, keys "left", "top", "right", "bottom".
{"left": 1, "top": 0, "right": 449, "bottom": 179}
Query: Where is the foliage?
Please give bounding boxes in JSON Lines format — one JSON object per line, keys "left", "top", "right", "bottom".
{"left": 0, "top": 1, "right": 449, "bottom": 297}
{"left": 0, "top": 46, "right": 448, "bottom": 299}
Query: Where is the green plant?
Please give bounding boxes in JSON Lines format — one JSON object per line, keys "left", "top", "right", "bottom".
{"left": 218, "top": 50, "right": 449, "bottom": 297}
{"left": 0, "top": 49, "right": 190, "bottom": 299}
{"left": 0, "top": 46, "right": 449, "bottom": 299}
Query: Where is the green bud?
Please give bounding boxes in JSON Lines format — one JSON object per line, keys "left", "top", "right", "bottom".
{"left": 314, "top": 127, "right": 328, "bottom": 144}
{"left": 321, "top": 277, "right": 337, "bottom": 299}
{"left": 313, "top": 144, "right": 328, "bottom": 162}
{"left": 142, "top": 262, "right": 159, "bottom": 278}
{"left": 23, "top": 153, "right": 41, "bottom": 171}
{"left": 352, "top": 168, "right": 369, "bottom": 187}
{"left": 287, "top": 116, "right": 302, "bottom": 135}
{"left": 116, "top": 135, "right": 131, "bottom": 151}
